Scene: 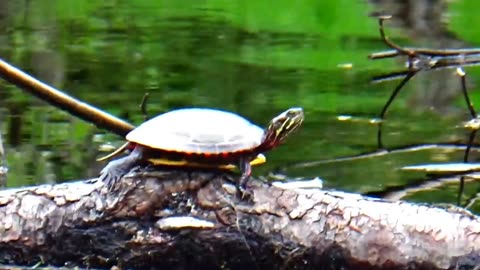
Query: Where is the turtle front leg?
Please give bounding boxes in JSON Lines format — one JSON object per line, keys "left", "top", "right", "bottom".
{"left": 238, "top": 158, "right": 253, "bottom": 199}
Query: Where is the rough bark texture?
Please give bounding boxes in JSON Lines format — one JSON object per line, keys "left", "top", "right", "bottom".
{"left": 0, "top": 166, "right": 479, "bottom": 270}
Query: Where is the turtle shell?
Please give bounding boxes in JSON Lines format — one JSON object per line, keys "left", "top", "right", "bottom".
{"left": 126, "top": 108, "right": 264, "bottom": 154}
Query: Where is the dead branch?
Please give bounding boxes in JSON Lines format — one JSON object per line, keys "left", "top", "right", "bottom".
{"left": 369, "top": 16, "right": 480, "bottom": 150}
{"left": 0, "top": 58, "right": 134, "bottom": 137}
{"left": 0, "top": 167, "right": 478, "bottom": 270}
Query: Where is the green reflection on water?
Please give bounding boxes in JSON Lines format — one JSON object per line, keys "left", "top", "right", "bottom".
{"left": 0, "top": 0, "right": 479, "bottom": 207}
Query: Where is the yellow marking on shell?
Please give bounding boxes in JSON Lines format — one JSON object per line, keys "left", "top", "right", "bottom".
{"left": 147, "top": 154, "right": 266, "bottom": 171}
{"left": 148, "top": 159, "right": 190, "bottom": 167}
{"left": 97, "top": 142, "right": 131, "bottom": 162}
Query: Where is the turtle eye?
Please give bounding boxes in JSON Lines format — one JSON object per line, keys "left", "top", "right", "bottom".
{"left": 285, "top": 110, "right": 299, "bottom": 118}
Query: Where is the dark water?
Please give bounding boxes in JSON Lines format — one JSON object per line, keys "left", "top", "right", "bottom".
{"left": 1, "top": 1, "right": 480, "bottom": 211}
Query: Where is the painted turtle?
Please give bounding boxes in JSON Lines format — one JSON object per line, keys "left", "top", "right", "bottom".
{"left": 99, "top": 107, "right": 304, "bottom": 191}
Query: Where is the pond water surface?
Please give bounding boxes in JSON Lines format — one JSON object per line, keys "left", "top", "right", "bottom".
{"left": 1, "top": 1, "right": 480, "bottom": 211}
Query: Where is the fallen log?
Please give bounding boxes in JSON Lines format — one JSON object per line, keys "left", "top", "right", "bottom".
{"left": 0, "top": 166, "right": 478, "bottom": 270}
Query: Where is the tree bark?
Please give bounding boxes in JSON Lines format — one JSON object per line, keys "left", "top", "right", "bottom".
{"left": 0, "top": 167, "right": 478, "bottom": 270}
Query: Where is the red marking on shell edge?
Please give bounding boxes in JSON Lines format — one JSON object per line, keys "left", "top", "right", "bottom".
{"left": 159, "top": 149, "right": 257, "bottom": 160}
{"left": 128, "top": 143, "right": 137, "bottom": 151}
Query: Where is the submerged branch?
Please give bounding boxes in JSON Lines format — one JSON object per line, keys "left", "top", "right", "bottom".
{"left": 292, "top": 142, "right": 480, "bottom": 168}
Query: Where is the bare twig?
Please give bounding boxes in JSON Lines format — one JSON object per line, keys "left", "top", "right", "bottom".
{"left": 457, "top": 68, "right": 477, "bottom": 118}
{"left": 370, "top": 16, "right": 480, "bottom": 59}
{"left": 139, "top": 92, "right": 150, "bottom": 121}
{"left": 371, "top": 57, "right": 480, "bottom": 83}
{"left": 370, "top": 17, "right": 480, "bottom": 204}
{"left": 376, "top": 71, "right": 416, "bottom": 148}
{"left": 0, "top": 129, "right": 7, "bottom": 188}
{"left": 369, "top": 16, "right": 480, "bottom": 150}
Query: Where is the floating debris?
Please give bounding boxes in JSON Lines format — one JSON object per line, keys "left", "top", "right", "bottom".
{"left": 402, "top": 163, "right": 480, "bottom": 174}
{"left": 272, "top": 177, "right": 323, "bottom": 190}
{"left": 337, "top": 115, "right": 382, "bottom": 124}
{"left": 337, "top": 63, "right": 353, "bottom": 69}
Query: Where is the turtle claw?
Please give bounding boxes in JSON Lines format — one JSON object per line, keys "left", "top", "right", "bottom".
{"left": 98, "top": 156, "right": 134, "bottom": 191}
{"left": 236, "top": 185, "right": 253, "bottom": 201}
{"left": 99, "top": 167, "right": 122, "bottom": 191}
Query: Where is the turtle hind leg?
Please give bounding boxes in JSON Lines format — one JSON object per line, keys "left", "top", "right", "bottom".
{"left": 99, "top": 152, "right": 142, "bottom": 190}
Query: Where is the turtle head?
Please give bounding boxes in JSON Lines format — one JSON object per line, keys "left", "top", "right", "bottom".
{"left": 260, "top": 107, "right": 304, "bottom": 150}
